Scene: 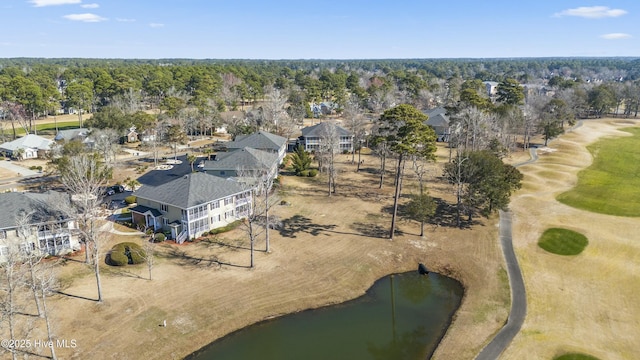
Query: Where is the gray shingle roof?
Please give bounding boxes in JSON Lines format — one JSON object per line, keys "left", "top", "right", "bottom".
{"left": 129, "top": 204, "right": 163, "bottom": 217}
{"left": 0, "top": 134, "right": 53, "bottom": 152}
{"left": 134, "top": 172, "right": 246, "bottom": 209}
{"left": 202, "top": 147, "right": 278, "bottom": 172}
{"left": 423, "top": 107, "right": 447, "bottom": 118}
{"left": 301, "top": 122, "right": 352, "bottom": 137}
{"left": 55, "top": 128, "right": 90, "bottom": 142}
{"left": 0, "top": 191, "right": 71, "bottom": 229}
{"left": 228, "top": 131, "right": 287, "bottom": 151}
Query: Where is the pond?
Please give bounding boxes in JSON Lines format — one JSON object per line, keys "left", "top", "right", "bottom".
{"left": 187, "top": 271, "right": 463, "bottom": 360}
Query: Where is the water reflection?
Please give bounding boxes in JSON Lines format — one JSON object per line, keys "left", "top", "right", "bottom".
{"left": 187, "top": 271, "right": 463, "bottom": 360}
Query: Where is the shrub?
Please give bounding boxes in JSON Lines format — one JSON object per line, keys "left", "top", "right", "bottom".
{"left": 209, "top": 220, "right": 243, "bottom": 235}
{"left": 107, "top": 242, "right": 145, "bottom": 266}
{"left": 299, "top": 170, "right": 310, "bottom": 177}
{"left": 308, "top": 169, "right": 318, "bottom": 177}
{"left": 124, "top": 195, "right": 137, "bottom": 204}
{"left": 107, "top": 251, "right": 128, "bottom": 266}
{"left": 154, "top": 233, "right": 166, "bottom": 242}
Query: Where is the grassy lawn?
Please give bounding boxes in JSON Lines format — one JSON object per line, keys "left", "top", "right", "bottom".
{"left": 557, "top": 128, "right": 640, "bottom": 216}
{"left": 554, "top": 353, "right": 600, "bottom": 360}
{"left": 2, "top": 121, "right": 82, "bottom": 137}
{"left": 538, "top": 228, "right": 588, "bottom": 255}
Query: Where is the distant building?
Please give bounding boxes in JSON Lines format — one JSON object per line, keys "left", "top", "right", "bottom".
{"left": 202, "top": 147, "right": 280, "bottom": 181}
{"left": 226, "top": 131, "right": 287, "bottom": 164}
{"left": 423, "top": 107, "right": 451, "bottom": 142}
{"left": 299, "top": 122, "right": 354, "bottom": 152}
{"left": 0, "top": 134, "right": 54, "bottom": 159}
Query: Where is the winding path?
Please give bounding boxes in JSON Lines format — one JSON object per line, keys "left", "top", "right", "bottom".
{"left": 475, "top": 121, "right": 584, "bottom": 359}
{"left": 474, "top": 210, "right": 526, "bottom": 360}
{"left": 474, "top": 143, "right": 547, "bottom": 359}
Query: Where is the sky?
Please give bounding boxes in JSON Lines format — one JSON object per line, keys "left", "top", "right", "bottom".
{"left": 1, "top": 0, "right": 639, "bottom": 59}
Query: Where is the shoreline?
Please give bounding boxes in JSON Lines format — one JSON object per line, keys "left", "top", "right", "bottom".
{"left": 183, "top": 269, "right": 465, "bottom": 360}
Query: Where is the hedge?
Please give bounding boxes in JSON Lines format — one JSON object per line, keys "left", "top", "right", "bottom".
{"left": 124, "top": 195, "right": 137, "bottom": 204}
{"left": 106, "top": 242, "right": 146, "bottom": 266}
{"left": 308, "top": 169, "right": 318, "bottom": 177}
{"left": 154, "top": 233, "right": 166, "bottom": 242}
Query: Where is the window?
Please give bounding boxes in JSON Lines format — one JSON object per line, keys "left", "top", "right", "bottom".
{"left": 160, "top": 204, "right": 168, "bottom": 212}
{"left": 220, "top": 171, "right": 226, "bottom": 176}
{"left": 210, "top": 201, "right": 220, "bottom": 210}
{"left": 163, "top": 218, "right": 169, "bottom": 226}
{"left": 224, "top": 197, "right": 232, "bottom": 206}
{"left": 0, "top": 230, "right": 6, "bottom": 239}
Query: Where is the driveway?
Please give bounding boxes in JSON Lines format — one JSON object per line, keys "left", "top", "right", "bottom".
{"left": 0, "top": 160, "right": 40, "bottom": 176}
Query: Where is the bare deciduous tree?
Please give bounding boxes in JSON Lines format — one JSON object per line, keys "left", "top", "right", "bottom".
{"left": 261, "top": 86, "right": 288, "bottom": 134}
{"left": 316, "top": 122, "right": 340, "bottom": 196}
{"left": 56, "top": 153, "right": 110, "bottom": 302}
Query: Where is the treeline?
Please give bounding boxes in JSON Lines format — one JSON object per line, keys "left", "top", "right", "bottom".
{"left": 0, "top": 57, "right": 639, "bottom": 147}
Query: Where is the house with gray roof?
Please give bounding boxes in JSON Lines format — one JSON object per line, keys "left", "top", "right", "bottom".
{"left": 0, "top": 191, "right": 80, "bottom": 261}
{"left": 131, "top": 172, "right": 252, "bottom": 243}
{"left": 299, "top": 122, "right": 353, "bottom": 152}
{"left": 0, "top": 134, "right": 54, "bottom": 159}
{"left": 227, "top": 131, "right": 287, "bottom": 164}
{"left": 423, "top": 107, "right": 451, "bottom": 142}
{"left": 55, "top": 128, "right": 95, "bottom": 148}
{"left": 201, "top": 147, "right": 279, "bottom": 181}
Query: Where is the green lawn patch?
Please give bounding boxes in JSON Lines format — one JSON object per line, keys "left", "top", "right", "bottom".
{"left": 2, "top": 121, "right": 82, "bottom": 137}
{"left": 538, "top": 228, "right": 588, "bottom": 256}
{"left": 554, "top": 353, "right": 600, "bottom": 360}
{"left": 557, "top": 128, "right": 640, "bottom": 216}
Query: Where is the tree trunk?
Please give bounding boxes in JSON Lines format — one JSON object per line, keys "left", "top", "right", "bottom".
{"left": 389, "top": 154, "right": 404, "bottom": 241}
{"left": 41, "top": 290, "right": 57, "bottom": 360}
{"left": 379, "top": 152, "right": 386, "bottom": 189}
{"left": 357, "top": 148, "right": 362, "bottom": 172}
{"left": 265, "top": 189, "right": 270, "bottom": 253}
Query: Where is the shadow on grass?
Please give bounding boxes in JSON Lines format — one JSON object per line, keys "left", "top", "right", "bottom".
{"left": 163, "top": 247, "right": 250, "bottom": 269}
{"left": 279, "top": 215, "right": 337, "bottom": 238}
{"left": 54, "top": 290, "right": 99, "bottom": 302}
{"left": 381, "top": 197, "right": 482, "bottom": 230}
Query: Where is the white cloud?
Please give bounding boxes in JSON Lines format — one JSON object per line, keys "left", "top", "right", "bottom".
{"left": 600, "top": 33, "right": 632, "bottom": 39}
{"left": 554, "top": 6, "right": 627, "bottom": 19}
{"left": 29, "top": 0, "right": 81, "bottom": 7}
{"left": 63, "top": 13, "right": 107, "bottom": 22}
{"left": 116, "top": 18, "right": 136, "bottom": 22}
{"left": 81, "top": 3, "right": 99, "bottom": 8}
{"left": 149, "top": 23, "right": 164, "bottom": 28}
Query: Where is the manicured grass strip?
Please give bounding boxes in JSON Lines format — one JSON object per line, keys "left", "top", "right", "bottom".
{"left": 554, "top": 353, "right": 600, "bottom": 360}
{"left": 2, "top": 121, "right": 83, "bottom": 136}
{"left": 538, "top": 228, "right": 588, "bottom": 256}
{"left": 557, "top": 128, "right": 640, "bottom": 216}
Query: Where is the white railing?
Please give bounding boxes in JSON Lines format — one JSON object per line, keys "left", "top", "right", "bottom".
{"left": 176, "top": 230, "right": 188, "bottom": 244}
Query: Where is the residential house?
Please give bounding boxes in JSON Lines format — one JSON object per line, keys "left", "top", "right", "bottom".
{"left": 140, "top": 129, "right": 157, "bottom": 143}
{"left": 423, "top": 107, "right": 451, "bottom": 142}
{"left": 125, "top": 126, "right": 139, "bottom": 143}
{"left": 0, "top": 191, "right": 80, "bottom": 262}
{"left": 299, "top": 122, "right": 354, "bottom": 152}
{"left": 226, "top": 131, "right": 287, "bottom": 164}
{"left": 54, "top": 128, "right": 94, "bottom": 148}
{"left": 483, "top": 81, "right": 500, "bottom": 98}
{"left": 131, "top": 172, "right": 252, "bottom": 243}
{"left": 201, "top": 147, "right": 279, "bottom": 181}
{"left": 0, "top": 134, "right": 54, "bottom": 159}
